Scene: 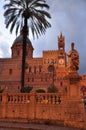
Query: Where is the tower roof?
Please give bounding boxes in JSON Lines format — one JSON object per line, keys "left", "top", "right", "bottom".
{"left": 12, "top": 33, "right": 34, "bottom": 50}
{"left": 13, "top": 34, "right": 32, "bottom": 45}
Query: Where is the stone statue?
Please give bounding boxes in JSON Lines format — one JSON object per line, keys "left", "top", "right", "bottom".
{"left": 67, "top": 42, "right": 79, "bottom": 72}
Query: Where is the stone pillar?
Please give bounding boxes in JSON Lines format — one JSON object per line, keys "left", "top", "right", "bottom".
{"left": 83, "top": 104, "right": 86, "bottom": 129}
{"left": 1, "top": 93, "right": 8, "bottom": 118}
{"left": 29, "top": 92, "right": 36, "bottom": 119}
{"left": 69, "top": 72, "right": 81, "bottom": 99}
{"left": 2, "top": 93, "right": 8, "bottom": 103}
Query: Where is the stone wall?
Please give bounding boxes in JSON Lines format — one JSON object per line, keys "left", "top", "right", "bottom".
{"left": 0, "top": 93, "right": 85, "bottom": 129}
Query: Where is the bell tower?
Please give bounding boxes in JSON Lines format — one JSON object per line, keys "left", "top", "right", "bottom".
{"left": 58, "top": 32, "right": 65, "bottom": 51}
{"left": 58, "top": 33, "right": 66, "bottom": 67}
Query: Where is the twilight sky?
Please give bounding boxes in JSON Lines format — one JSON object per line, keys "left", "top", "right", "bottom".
{"left": 0, "top": 0, "right": 86, "bottom": 74}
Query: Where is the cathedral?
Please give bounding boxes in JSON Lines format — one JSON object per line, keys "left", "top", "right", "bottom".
{"left": 0, "top": 33, "right": 86, "bottom": 96}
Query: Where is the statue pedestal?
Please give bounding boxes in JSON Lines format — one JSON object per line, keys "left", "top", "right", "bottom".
{"left": 68, "top": 72, "right": 81, "bottom": 99}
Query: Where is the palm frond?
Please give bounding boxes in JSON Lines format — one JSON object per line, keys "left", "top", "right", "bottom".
{"left": 10, "top": 16, "right": 18, "bottom": 33}
{"left": 16, "top": 23, "right": 20, "bottom": 35}
{"left": 4, "top": 0, "right": 51, "bottom": 37}
{"left": 32, "top": 3, "right": 49, "bottom": 9}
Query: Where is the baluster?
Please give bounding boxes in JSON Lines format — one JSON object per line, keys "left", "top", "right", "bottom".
{"left": 35, "top": 95, "right": 38, "bottom": 103}
{"left": 24, "top": 95, "right": 26, "bottom": 102}
{"left": 55, "top": 95, "right": 58, "bottom": 104}
{"left": 45, "top": 95, "right": 48, "bottom": 104}
{"left": 52, "top": 95, "right": 54, "bottom": 104}
{"left": 16, "top": 95, "right": 18, "bottom": 103}
{"left": 12, "top": 95, "right": 14, "bottom": 103}
{"left": 46, "top": 95, "right": 49, "bottom": 104}
{"left": 20, "top": 95, "right": 22, "bottom": 102}
{"left": 18, "top": 95, "right": 20, "bottom": 102}
{"left": 8, "top": 95, "right": 10, "bottom": 102}
{"left": 55, "top": 95, "right": 57, "bottom": 104}
{"left": 43, "top": 95, "right": 45, "bottom": 104}
{"left": 10, "top": 95, "right": 12, "bottom": 102}
{"left": 12, "top": 96, "right": 14, "bottom": 103}
{"left": 38, "top": 95, "right": 41, "bottom": 103}
{"left": 51, "top": 95, "right": 53, "bottom": 104}
{"left": 0, "top": 95, "right": 2, "bottom": 102}
{"left": 48, "top": 95, "right": 51, "bottom": 104}
{"left": 27, "top": 95, "right": 30, "bottom": 103}
{"left": 14, "top": 95, "right": 16, "bottom": 102}
{"left": 39, "top": 95, "right": 42, "bottom": 103}
{"left": 22, "top": 95, "right": 24, "bottom": 102}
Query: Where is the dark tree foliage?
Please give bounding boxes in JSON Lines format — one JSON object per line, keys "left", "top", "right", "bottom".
{"left": 47, "top": 86, "right": 58, "bottom": 93}
{"left": 36, "top": 88, "right": 46, "bottom": 93}
{"left": 0, "top": 89, "right": 4, "bottom": 93}
{"left": 21, "top": 86, "right": 33, "bottom": 93}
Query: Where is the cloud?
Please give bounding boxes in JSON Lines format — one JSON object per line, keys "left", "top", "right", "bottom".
{"left": 0, "top": 0, "right": 86, "bottom": 74}
{"left": 26, "top": 0, "right": 86, "bottom": 74}
{"left": 0, "top": 31, "right": 10, "bottom": 57}
{"left": 46, "top": 0, "right": 86, "bottom": 74}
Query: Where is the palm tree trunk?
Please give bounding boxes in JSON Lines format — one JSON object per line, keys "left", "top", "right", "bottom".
{"left": 21, "top": 17, "right": 28, "bottom": 89}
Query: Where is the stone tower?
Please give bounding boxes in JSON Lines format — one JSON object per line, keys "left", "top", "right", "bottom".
{"left": 11, "top": 33, "right": 34, "bottom": 59}
{"left": 58, "top": 33, "right": 66, "bottom": 67}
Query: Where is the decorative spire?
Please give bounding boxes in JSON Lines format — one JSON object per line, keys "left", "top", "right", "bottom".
{"left": 60, "top": 32, "right": 62, "bottom": 38}
{"left": 58, "top": 32, "right": 64, "bottom": 41}
{"left": 58, "top": 32, "right": 65, "bottom": 50}
{"left": 71, "top": 42, "right": 74, "bottom": 50}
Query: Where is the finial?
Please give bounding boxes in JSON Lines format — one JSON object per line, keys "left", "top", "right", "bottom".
{"left": 71, "top": 42, "right": 74, "bottom": 50}
{"left": 60, "top": 32, "right": 62, "bottom": 38}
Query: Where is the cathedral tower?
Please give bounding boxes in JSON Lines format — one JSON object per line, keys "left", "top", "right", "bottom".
{"left": 11, "top": 33, "right": 34, "bottom": 59}
{"left": 57, "top": 33, "right": 66, "bottom": 67}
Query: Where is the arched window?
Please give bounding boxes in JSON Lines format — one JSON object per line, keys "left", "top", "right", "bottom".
{"left": 60, "top": 81, "right": 62, "bottom": 86}
{"left": 34, "top": 66, "right": 36, "bottom": 74}
{"left": 28, "top": 78, "right": 30, "bottom": 82}
{"left": 39, "top": 66, "right": 42, "bottom": 73}
{"left": 17, "top": 50, "right": 20, "bottom": 56}
{"left": 32, "top": 78, "right": 34, "bottom": 82}
{"left": 9, "top": 69, "right": 12, "bottom": 75}
{"left": 29, "top": 66, "right": 31, "bottom": 73}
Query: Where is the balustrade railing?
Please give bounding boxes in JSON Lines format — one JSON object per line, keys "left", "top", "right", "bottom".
{"left": 35, "top": 93, "right": 62, "bottom": 104}
{"left": 7, "top": 93, "right": 30, "bottom": 103}
{"left": 0, "top": 92, "right": 66, "bottom": 104}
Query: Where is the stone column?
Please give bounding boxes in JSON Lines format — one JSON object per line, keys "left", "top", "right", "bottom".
{"left": 2, "top": 93, "right": 8, "bottom": 103}
{"left": 29, "top": 92, "right": 36, "bottom": 119}
{"left": 2, "top": 93, "right": 8, "bottom": 118}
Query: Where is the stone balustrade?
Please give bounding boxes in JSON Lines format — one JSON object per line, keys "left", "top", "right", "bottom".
{"left": 36, "top": 93, "right": 62, "bottom": 104}
{"left": 0, "top": 93, "right": 30, "bottom": 103}
{"left": 0, "top": 92, "right": 82, "bottom": 105}
{"left": 0, "top": 92, "right": 66, "bottom": 104}
{"left": 0, "top": 92, "right": 85, "bottom": 129}
{"left": 7, "top": 93, "right": 30, "bottom": 103}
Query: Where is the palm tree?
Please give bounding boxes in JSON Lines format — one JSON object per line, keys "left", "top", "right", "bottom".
{"left": 4, "top": 0, "right": 51, "bottom": 90}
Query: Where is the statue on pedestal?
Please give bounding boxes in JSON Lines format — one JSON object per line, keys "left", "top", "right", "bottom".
{"left": 67, "top": 42, "right": 79, "bottom": 73}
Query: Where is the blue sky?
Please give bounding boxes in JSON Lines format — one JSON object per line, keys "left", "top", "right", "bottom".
{"left": 0, "top": 0, "right": 86, "bottom": 74}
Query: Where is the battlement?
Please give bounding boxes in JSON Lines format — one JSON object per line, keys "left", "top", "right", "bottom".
{"left": 43, "top": 50, "right": 57, "bottom": 54}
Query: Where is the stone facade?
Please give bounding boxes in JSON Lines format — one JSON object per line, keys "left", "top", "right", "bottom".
{"left": 0, "top": 33, "right": 86, "bottom": 95}
{"left": 0, "top": 33, "right": 86, "bottom": 129}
